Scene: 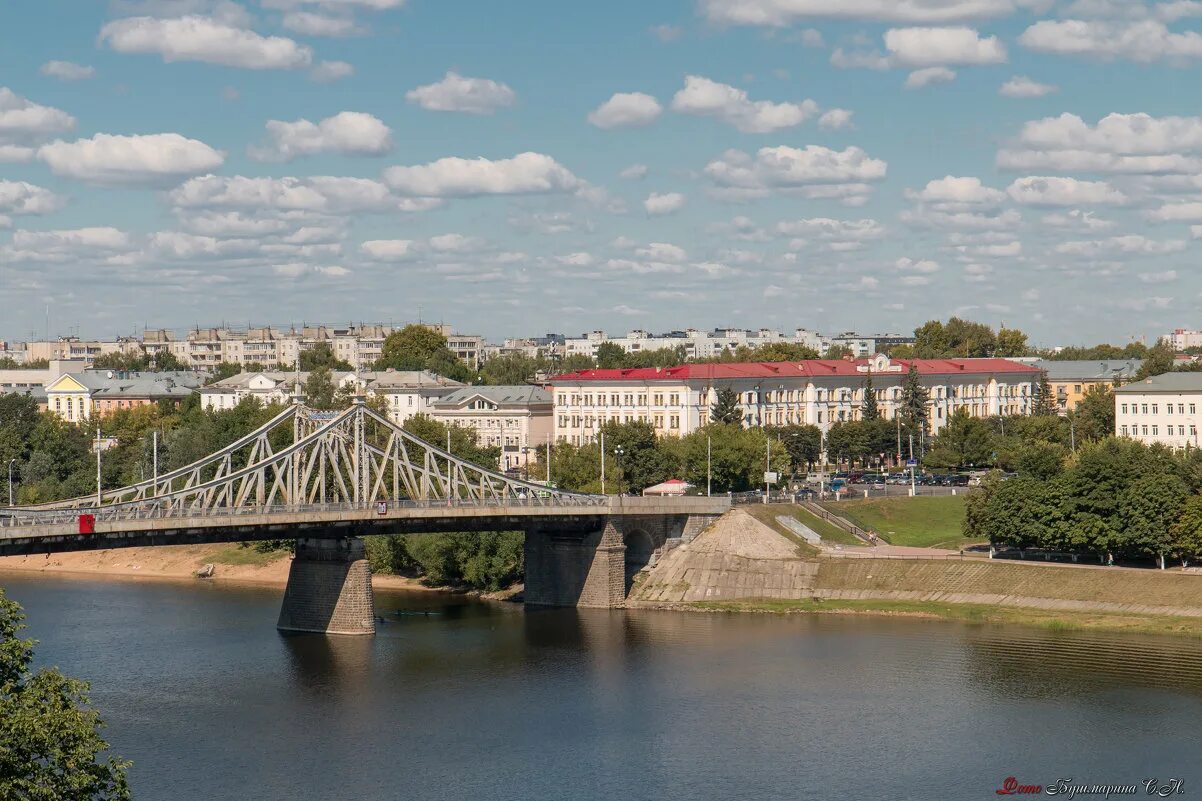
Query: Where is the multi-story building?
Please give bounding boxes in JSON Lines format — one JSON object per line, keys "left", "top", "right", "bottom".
{"left": 22, "top": 337, "right": 142, "bottom": 363}
{"left": 548, "top": 354, "right": 1040, "bottom": 446}
{"left": 483, "top": 334, "right": 567, "bottom": 361}
{"left": 1026, "top": 359, "right": 1142, "bottom": 413}
{"left": 1115, "top": 373, "right": 1202, "bottom": 448}
{"left": 428, "top": 386, "right": 553, "bottom": 471}
{"left": 200, "top": 369, "right": 464, "bottom": 424}
{"left": 562, "top": 328, "right": 914, "bottom": 361}
{"left": 1165, "top": 329, "right": 1202, "bottom": 352}
{"left": 44, "top": 370, "right": 205, "bottom": 423}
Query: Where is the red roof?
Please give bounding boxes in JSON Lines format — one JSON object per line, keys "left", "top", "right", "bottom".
{"left": 549, "top": 358, "right": 1040, "bottom": 383}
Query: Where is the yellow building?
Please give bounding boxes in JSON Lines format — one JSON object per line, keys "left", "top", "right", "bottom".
{"left": 1028, "top": 359, "right": 1142, "bottom": 413}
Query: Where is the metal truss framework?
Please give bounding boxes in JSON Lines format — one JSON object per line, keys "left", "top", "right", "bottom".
{"left": 4, "top": 401, "right": 603, "bottom": 526}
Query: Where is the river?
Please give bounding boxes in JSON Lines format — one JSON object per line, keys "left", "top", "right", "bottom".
{"left": 6, "top": 572, "right": 1202, "bottom": 801}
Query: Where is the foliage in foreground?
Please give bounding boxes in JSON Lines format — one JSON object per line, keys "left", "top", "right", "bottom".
{"left": 0, "top": 590, "right": 131, "bottom": 801}
{"left": 365, "top": 531, "right": 524, "bottom": 592}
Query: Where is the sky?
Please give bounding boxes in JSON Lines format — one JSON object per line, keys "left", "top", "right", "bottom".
{"left": 2, "top": 0, "right": 1202, "bottom": 348}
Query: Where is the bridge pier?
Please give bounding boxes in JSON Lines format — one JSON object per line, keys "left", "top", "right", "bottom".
{"left": 277, "top": 537, "right": 375, "bottom": 636}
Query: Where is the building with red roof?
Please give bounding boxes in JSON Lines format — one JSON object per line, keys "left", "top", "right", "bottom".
{"left": 547, "top": 353, "right": 1041, "bottom": 445}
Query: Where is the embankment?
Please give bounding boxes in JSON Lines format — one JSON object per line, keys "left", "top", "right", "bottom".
{"left": 631, "top": 509, "right": 1202, "bottom": 621}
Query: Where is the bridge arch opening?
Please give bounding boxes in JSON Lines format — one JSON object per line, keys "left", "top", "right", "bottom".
{"left": 623, "top": 529, "right": 656, "bottom": 594}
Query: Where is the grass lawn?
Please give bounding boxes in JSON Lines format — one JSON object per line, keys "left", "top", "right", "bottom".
{"left": 209, "top": 545, "right": 288, "bottom": 567}
{"left": 743, "top": 504, "right": 862, "bottom": 548}
{"left": 824, "top": 495, "right": 978, "bottom": 550}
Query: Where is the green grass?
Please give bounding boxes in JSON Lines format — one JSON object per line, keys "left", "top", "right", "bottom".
{"left": 824, "top": 495, "right": 977, "bottom": 549}
{"left": 689, "top": 597, "right": 1202, "bottom": 638}
{"left": 209, "top": 545, "right": 288, "bottom": 567}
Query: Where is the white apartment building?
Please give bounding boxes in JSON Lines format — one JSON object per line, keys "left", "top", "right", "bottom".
{"left": 1165, "top": 329, "right": 1202, "bottom": 352}
{"left": 428, "top": 386, "right": 553, "bottom": 471}
{"left": 548, "top": 354, "right": 1040, "bottom": 445}
{"left": 562, "top": 328, "right": 914, "bottom": 361}
{"left": 200, "top": 369, "right": 464, "bottom": 424}
{"left": 21, "top": 337, "right": 142, "bottom": 363}
{"left": 1115, "top": 373, "right": 1202, "bottom": 448}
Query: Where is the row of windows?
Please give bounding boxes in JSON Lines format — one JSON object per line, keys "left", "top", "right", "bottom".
{"left": 1121, "top": 424, "right": 1198, "bottom": 437}
{"left": 1120, "top": 402, "right": 1197, "bottom": 415}
{"left": 558, "top": 414, "right": 681, "bottom": 429}
{"left": 558, "top": 393, "right": 681, "bottom": 407}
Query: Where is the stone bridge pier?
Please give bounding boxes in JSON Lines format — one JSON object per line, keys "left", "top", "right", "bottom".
{"left": 524, "top": 507, "right": 724, "bottom": 608}
{"left": 277, "top": 537, "right": 376, "bottom": 635}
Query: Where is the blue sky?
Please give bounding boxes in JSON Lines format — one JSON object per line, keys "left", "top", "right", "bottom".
{"left": 2, "top": 0, "right": 1202, "bottom": 347}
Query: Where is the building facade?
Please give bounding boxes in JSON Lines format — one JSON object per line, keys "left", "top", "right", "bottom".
{"left": 562, "top": 328, "right": 913, "bottom": 361}
{"left": 44, "top": 370, "right": 205, "bottom": 423}
{"left": 1026, "top": 359, "right": 1142, "bottom": 413}
{"left": 548, "top": 354, "right": 1040, "bottom": 445}
{"left": 428, "top": 386, "right": 553, "bottom": 472}
{"left": 1115, "top": 374, "right": 1202, "bottom": 449}
{"left": 1166, "top": 329, "right": 1202, "bottom": 352}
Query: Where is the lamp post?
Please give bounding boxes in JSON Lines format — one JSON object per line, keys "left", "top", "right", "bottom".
{"left": 614, "top": 445, "right": 625, "bottom": 495}
{"left": 706, "top": 434, "right": 712, "bottom": 497}
{"left": 7, "top": 459, "right": 15, "bottom": 506}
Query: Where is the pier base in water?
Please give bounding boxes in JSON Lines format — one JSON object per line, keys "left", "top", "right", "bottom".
{"left": 277, "top": 537, "right": 375, "bottom": 636}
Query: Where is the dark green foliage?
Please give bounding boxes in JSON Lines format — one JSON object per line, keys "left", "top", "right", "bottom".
{"left": 374, "top": 325, "right": 474, "bottom": 382}
{"left": 598, "top": 419, "right": 674, "bottom": 492}
{"left": 861, "top": 372, "right": 879, "bottom": 421}
{"left": 1032, "top": 371, "right": 1058, "bottom": 416}
{"left": 303, "top": 365, "right": 337, "bottom": 409}
{"left": 899, "top": 363, "right": 930, "bottom": 440}
{"left": 0, "top": 590, "right": 131, "bottom": 800}
{"left": 402, "top": 414, "right": 500, "bottom": 468}
{"left": 92, "top": 349, "right": 185, "bottom": 372}
{"left": 1134, "top": 342, "right": 1175, "bottom": 380}
{"left": 403, "top": 531, "right": 524, "bottom": 591}
{"left": 709, "top": 386, "right": 743, "bottom": 425}
{"left": 299, "top": 342, "right": 352, "bottom": 372}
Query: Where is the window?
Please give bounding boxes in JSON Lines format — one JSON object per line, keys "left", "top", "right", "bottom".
{"left": 1121, "top": 404, "right": 1128, "bottom": 414}
{"left": 1142, "top": 404, "right": 1148, "bottom": 414}
{"left": 669, "top": 393, "right": 680, "bottom": 405}
{"left": 1074, "top": 384, "right": 1082, "bottom": 393}
{"left": 1152, "top": 426, "right": 1159, "bottom": 435}
{"left": 1192, "top": 404, "right": 1199, "bottom": 415}
{"left": 669, "top": 415, "right": 679, "bottom": 429}
{"left": 1168, "top": 404, "right": 1174, "bottom": 415}
{"left": 1142, "top": 426, "right": 1149, "bottom": 435}
{"left": 1180, "top": 426, "right": 1186, "bottom": 436}
{"left": 1180, "top": 404, "right": 1186, "bottom": 414}
{"left": 1152, "top": 404, "right": 1159, "bottom": 414}
{"left": 1121, "top": 425, "right": 1128, "bottom": 435}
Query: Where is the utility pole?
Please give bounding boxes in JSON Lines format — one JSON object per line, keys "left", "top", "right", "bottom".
{"left": 7, "top": 459, "right": 14, "bottom": 506}
{"left": 764, "top": 435, "right": 771, "bottom": 503}
{"left": 546, "top": 433, "right": 552, "bottom": 485}
{"left": 600, "top": 429, "right": 606, "bottom": 495}
{"left": 152, "top": 430, "right": 158, "bottom": 494}
{"left": 706, "top": 434, "right": 712, "bottom": 497}
{"left": 95, "top": 426, "right": 103, "bottom": 507}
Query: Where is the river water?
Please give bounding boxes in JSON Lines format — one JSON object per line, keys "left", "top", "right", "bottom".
{"left": 6, "top": 572, "right": 1202, "bottom": 801}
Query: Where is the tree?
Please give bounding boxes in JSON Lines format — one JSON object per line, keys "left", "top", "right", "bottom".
{"left": 912, "top": 320, "right": 948, "bottom": 358}
{"left": 0, "top": 590, "right": 131, "bottom": 800}
{"left": 1171, "top": 496, "right": 1202, "bottom": 566}
{"left": 709, "top": 386, "right": 743, "bottom": 425}
{"left": 824, "top": 344, "right": 853, "bottom": 360}
{"left": 678, "top": 424, "right": 787, "bottom": 492}
{"left": 1135, "top": 341, "right": 1175, "bottom": 380}
{"left": 1119, "top": 472, "right": 1187, "bottom": 562}
{"left": 925, "top": 408, "right": 992, "bottom": 468}
{"left": 861, "top": 372, "right": 879, "bottom": 421}
{"left": 594, "top": 342, "right": 627, "bottom": 369}
{"left": 745, "top": 342, "right": 820, "bottom": 362}
{"left": 375, "top": 325, "right": 473, "bottom": 381}
{"left": 769, "top": 424, "right": 822, "bottom": 474}
{"left": 898, "top": 363, "right": 930, "bottom": 442}
{"left": 478, "top": 353, "right": 551, "bottom": 385}
{"left": 402, "top": 414, "right": 500, "bottom": 468}
{"left": 1073, "top": 385, "right": 1115, "bottom": 442}
{"left": 299, "top": 342, "right": 352, "bottom": 372}
{"left": 304, "top": 365, "right": 336, "bottom": 410}
{"left": 1014, "top": 440, "right": 1067, "bottom": 480}
{"left": 598, "top": 420, "right": 673, "bottom": 492}
{"left": 1032, "top": 370, "right": 1058, "bottom": 416}
{"left": 995, "top": 327, "right": 1029, "bottom": 357}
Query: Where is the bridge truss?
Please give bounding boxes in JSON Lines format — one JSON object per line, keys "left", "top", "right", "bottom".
{"left": 3, "top": 400, "right": 603, "bottom": 526}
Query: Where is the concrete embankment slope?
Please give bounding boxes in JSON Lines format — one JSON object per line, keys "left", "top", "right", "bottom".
{"left": 631, "top": 509, "right": 1202, "bottom": 618}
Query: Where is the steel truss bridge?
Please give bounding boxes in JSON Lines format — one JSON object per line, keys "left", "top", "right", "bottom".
{"left": 0, "top": 399, "right": 627, "bottom": 554}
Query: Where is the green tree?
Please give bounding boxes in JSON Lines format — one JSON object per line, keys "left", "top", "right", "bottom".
{"left": 594, "top": 342, "right": 627, "bottom": 369}
{"left": 823, "top": 344, "right": 853, "bottom": 360}
{"left": 402, "top": 414, "right": 500, "bottom": 468}
{"left": 769, "top": 424, "right": 822, "bottom": 474}
{"left": 478, "top": 353, "right": 551, "bottom": 385}
{"left": 912, "top": 320, "right": 948, "bottom": 358}
{"left": 625, "top": 346, "right": 688, "bottom": 368}
{"left": 1032, "top": 370, "right": 1058, "bottom": 416}
{"left": 1119, "top": 473, "right": 1187, "bottom": 563}
{"left": 925, "top": 408, "right": 993, "bottom": 468}
{"left": 1170, "top": 496, "right": 1202, "bottom": 567}
{"left": 375, "top": 325, "right": 473, "bottom": 381}
{"left": 299, "top": 341, "right": 352, "bottom": 371}
{"left": 898, "top": 363, "right": 930, "bottom": 442}
{"left": 1134, "top": 341, "right": 1175, "bottom": 380}
{"left": 677, "top": 424, "right": 786, "bottom": 492}
{"left": 963, "top": 470, "right": 1002, "bottom": 541}
{"left": 995, "top": 327, "right": 1029, "bottom": 357}
{"left": 860, "top": 372, "right": 879, "bottom": 421}
{"left": 744, "top": 342, "right": 820, "bottom": 362}
{"left": 304, "top": 364, "right": 337, "bottom": 410}
{"left": 0, "top": 589, "right": 131, "bottom": 800}
{"left": 709, "top": 386, "right": 743, "bottom": 425}
{"left": 1073, "top": 385, "right": 1115, "bottom": 442}
{"left": 598, "top": 419, "right": 673, "bottom": 492}
{"left": 1014, "top": 439, "right": 1067, "bottom": 480}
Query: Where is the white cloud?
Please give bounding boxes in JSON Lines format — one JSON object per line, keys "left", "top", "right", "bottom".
{"left": 0, "top": 180, "right": 65, "bottom": 215}
{"left": 262, "top": 0, "right": 406, "bottom": 8}
{"left": 360, "top": 239, "right": 416, "bottom": 260}
{"left": 249, "top": 111, "right": 392, "bottom": 161}
{"left": 818, "top": 108, "right": 854, "bottom": 129}
{"left": 896, "top": 257, "right": 941, "bottom": 273}
{"left": 382, "top": 152, "right": 581, "bottom": 197}
{"left": 699, "top": 0, "right": 1028, "bottom": 26}
{"left": 587, "top": 92, "right": 662, "bottom": 129}
{"left": 40, "top": 61, "right": 95, "bottom": 80}
{"left": 0, "top": 88, "right": 75, "bottom": 144}
{"left": 619, "top": 163, "right": 649, "bottom": 180}
{"left": 1139, "top": 270, "right": 1178, "bottom": 283}
{"left": 1006, "top": 176, "right": 1127, "bottom": 205}
{"left": 775, "top": 217, "right": 885, "bottom": 239}
{"left": 428, "top": 233, "right": 484, "bottom": 252}
{"left": 406, "top": 71, "right": 517, "bottom": 114}
{"left": 999, "top": 75, "right": 1057, "bottom": 97}
{"left": 1055, "top": 235, "right": 1187, "bottom": 256}
{"left": 557, "top": 251, "right": 595, "bottom": 266}
{"left": 636, "top": 242, "right": 688, "bottom": 261}
{"left": 1147, "top": 201, "right": 1202, "bottom": 221}
{"left": 905, "top": 66, "right": 957, "bottom": 88}
{"left": 1042, "top": 209, "right": 1114, "bottom": 230}
{"left": 705, "top": 145, "right": 888, "bottom": 191}
{"left": 309, "top": 60, "right": 353, "bottom": 82}
{"left": 670, "top": 75, "right": 818, "bottom": 133}
{"left": 0, "top": 146, "right": 35, "bottom": 163}
{"left": 644, "top": 192, "right": 686, "bottom": 215}
{"left": 171, "top": 174, "right": 433, "bottom": 213}
{"left": 1019, "top": 19, "right": 1202, "bottom": 62}
{"left": 1016, "top": 111, "right": 1202, "bottom": 155}
{"left": 906, "top": 175, "right": 1006, "bottom": 207}
{"left": 281, "top": 11, "right": 364, "bottom": 36}
{"left": 37, "top": 132, "right": 224, "bottom": 186}
{"left": 4, "top": 227, "right": 132, "bottom": 262}
{"left": 99, "top": 15, "right": 314, "bottom": 69}
{"left": 885, "top": 26, "right": 1007, "bottom": 66}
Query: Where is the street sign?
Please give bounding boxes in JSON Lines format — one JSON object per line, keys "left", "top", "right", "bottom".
{"left": 905, "top": 459, "right": 918, "bottom": 467}
{"left": 764, "top": 471, "right": 779, "bottom": 484}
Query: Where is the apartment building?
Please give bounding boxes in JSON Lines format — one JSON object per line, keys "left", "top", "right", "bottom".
{"left": 22, "top": 337, "right": 142, "bottom": 363}
{"left": 44, "top": 370, "right": 205, "bottom": 423}
{"left": 1115, "top": 373, "right": 1202, "bottom": 448}
{"left": 562, "top": 328, "right": 913, "bottom": 361}
{"left": 1166, "top": 329, "right": 1202, "bottom": 351}
{"left": 548, "top": 354, "right": 1039, "bottom": 445}
{"left": 1026, "top": 359, "right": 1142, "bottom": 413}
{"left": 428, "top": 386, "right": 553, "bottom": 471}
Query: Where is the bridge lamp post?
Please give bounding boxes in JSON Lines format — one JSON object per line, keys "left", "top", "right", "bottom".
{"left": 7, "top": 459, "right": 14, "bottom": 506}
{"left": 614, "top": 445, "right": 625, "bottom": 495}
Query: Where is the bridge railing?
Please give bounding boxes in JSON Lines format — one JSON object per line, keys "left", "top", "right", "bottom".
{"left": 0, "top": 494, "right": 611, "bottom": 530}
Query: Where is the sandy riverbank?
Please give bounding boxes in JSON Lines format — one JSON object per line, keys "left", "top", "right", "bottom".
{"left": 0, "top": 543, "right": 434, "bottom": 592}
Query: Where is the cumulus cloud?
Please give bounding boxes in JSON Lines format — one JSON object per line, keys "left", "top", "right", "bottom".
{"left": 896, "top": 257, "right": 941, "bottom": 273}
{"left": 587, "top": 92, "right": 663, "bottom": 129}
{"left": 1006, "top": 176, "right": 1127, "bottom": 205}
{"left": 40, "top": 61, "right": 95, "bottom": 80}
{"left": 406, "top": 71, "right": 517, "bottom": 114}
{"left": 358, "top": 239, "right": 416, "bottom": 260}
{"left": 775, "top": 217, "right": 885, "bottom": 240}
{"left": 699, "top": 0, "right": 1029, "bottom": 26}
{"left": 309, "top": 60, "right": 353, "bottom": 82}
{"left": 619, "top": 163, "right": 649, "bottom": 179}
{"left": 1054, "top": 235, "right": 1188, "bottom": 256}
{"left": 818, "top": 108, "right": 854, "bottom": 129}
{"left": 0, "top": 88, "right": 75, "bottom": 144}
{"left": 705, "top": 145, "right": 888, "bottom": 194}
{"left": 0, "top": 180, "right": 65, "bottom": 215}
{"left": 281, "top": 11, "right": 364, "bottom": 36}
{"left": 905, "top": 66, "right": 957, "bottom": 88}
{"left": 884, "top": 26, "right": 1007, "bottom": 66}
{"left": 906, "top": 175, "right": 1006, "bottom": 207}
{"left": 999, "top": 75, "right": 1057, "bottom": 97}
{"left": 670, "top": 75, "right": 818, "bottom": 133}
{"left": 99, "top": 15, "right": 314, "bottom": 69}
{"left": 636, "top": 242, "right": 688, "bottom": 261}
{"left": 1147, "top": 201, "right": 1202, "bottom": 221}
{"left": 999, "top": 111, "right": 1202, "bottom": 174}
{"left": 1042, "top": 209, "right": 1114, "bottom": 230}
{"left": 382, "top": 152, "right": 581, "bottom": 197}
{"left": 248, "top": 111, "right": 392, "bottom": 161}
{"left": 37, "top": 132, "right": 224, "bottom": 186}
{"left": 3, "top": 227, "right": 132, "bottom": 262}
{"left": 1019, "top": 19, "right": 1202, "bottom": 62}
{"left": 170, "top": 174, "right": 437, "bottom": 214}
{"left": 644, "top": 192, "right": 686, "bottom": 215}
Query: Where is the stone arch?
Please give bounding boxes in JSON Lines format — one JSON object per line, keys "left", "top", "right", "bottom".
{"left": 623, "top": 529, "right": 655, "bottom": 594}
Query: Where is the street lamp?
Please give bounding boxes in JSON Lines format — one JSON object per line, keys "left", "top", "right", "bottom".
{"left": 7, "top": 459, "right": 15, "bottom": 506}
{"left": 614, "top": 445, "right": 625, "bottom": 495}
